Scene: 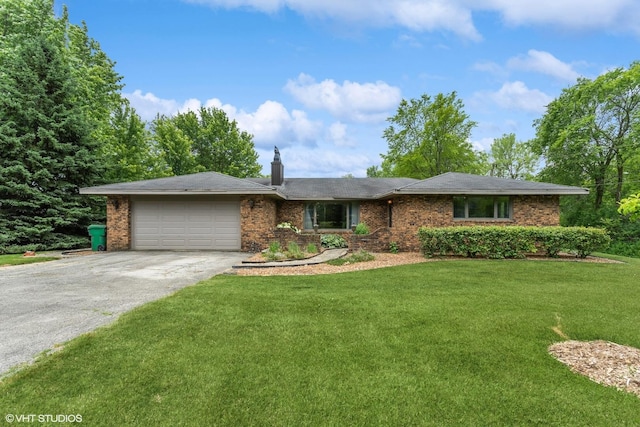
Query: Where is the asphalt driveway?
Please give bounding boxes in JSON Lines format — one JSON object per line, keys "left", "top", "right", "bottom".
{"left": 0, "top": 251, "right": 248, "bottom": 376}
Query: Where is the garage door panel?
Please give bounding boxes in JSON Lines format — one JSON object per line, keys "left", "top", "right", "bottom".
{"left": 132, "top": 198, "right": 240, "bottom": 250}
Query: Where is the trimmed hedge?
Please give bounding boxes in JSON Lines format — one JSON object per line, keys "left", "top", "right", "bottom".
{"left": 417, "top": 226, "right": 611, "bottom": 259}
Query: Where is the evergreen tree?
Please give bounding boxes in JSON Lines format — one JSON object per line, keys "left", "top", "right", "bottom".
{"left": 0, "top": 36, "right": 101, "bottom": 251}
{"left": 1, "top": 0, "right": 124, "bottom": 183}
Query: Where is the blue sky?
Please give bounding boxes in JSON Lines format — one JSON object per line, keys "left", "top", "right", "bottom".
{"left": 55, "top": 0, "right": 640, "bottom": 177}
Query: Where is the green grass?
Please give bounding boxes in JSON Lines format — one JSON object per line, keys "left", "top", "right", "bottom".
{"left": 0, "top": 254, "right": 58, "bottom": 267}
{"left": 2, "top": 257, "right": 640, "bottom": 426}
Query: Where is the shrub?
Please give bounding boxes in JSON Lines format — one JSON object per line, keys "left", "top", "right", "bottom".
{"left": 263, "top": 241, "right": 286, "bottom": 261}
{"left": 268, "top": 241, "right": 281, "bottom": 253}
{"left": 306, "top": 243, "right": 319, "bottom": 254}
{"left": 263, "top": 241, "right": 313, "bottom": 261}
{"left": 353, "top": 222, "right": 370, "bottom": 235}
{"left": 321, "top": 234, "right": 348, "bottom": 249}
{"left": 327, "top": 250, "right": 374, "bottom": 266}
{"left": 389, "top": 241, "right": 399, "bottom": 254}
{"left": 559, "top": 227, "right": 611, "bottom": 258}
{"left": 604, "top": 240, "right": 640, "bottom": 258}
{"left": 286, "top": 242, "right": 305, "bottom": 259}
{"left": 417, "top": 226, "right": 610, "bottom": 259}
{"left": 0, "top": 244, "right": 44, "bottom": 255}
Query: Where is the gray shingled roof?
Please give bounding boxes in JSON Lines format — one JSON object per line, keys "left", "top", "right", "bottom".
{"left": 81, "top": 171, "right": 588, "bottom": 198}
{"left": 80, "top": 171, "right": 279, "bottom": 195}
{"left": 273, "top": 178, "right": 417, "bottom": 200}
{"left": 394, "top": 172, "right": 589, "bottom": 195}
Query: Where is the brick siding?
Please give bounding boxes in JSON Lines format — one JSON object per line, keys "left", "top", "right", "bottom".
{"left": 276, "top": 201, "right": 305, "bottom": 229}
{"left": 104, "top": 194, "right": 561, "bottom": 253}
{"left": 106, "top": 195, "right": 131, "bottom": 251}
{"left": 241, "top": 195, "right": 560, "bottom": 253}
{"left": 241, "top": 195, "right": 278, "bottom": 252}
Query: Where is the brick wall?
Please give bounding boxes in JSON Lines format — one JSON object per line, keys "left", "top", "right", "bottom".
{"left": 106, "top": 195, "right": 130, "bottom": 251}
{"left": 273, "top": 229, "right": 322, "bottom": 250}
{"left": 238, "top": 194, "right": 561, "bottom": 253}
{"left": 104, "top": 193, "right": 561, "bottom": 253}
{"left": 277, "top": 201, "right": 305, "bottom": 229}
{"left": 359, "top": 200, "right": 389, "bottom": 230}
{"left": 386, "top": 195, "right": 561, "bottom": 252}
{"left": 349, "top": 228, "right": 392, "bottom": 252}
{"left": 512, "top": 195, "right": 560, "bottom": 225}
{"left": 241, "top": 195, "right": 278, "bottom": 252}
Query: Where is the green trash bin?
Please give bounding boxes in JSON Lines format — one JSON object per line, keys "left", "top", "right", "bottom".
{"left": 88, "top": 224, "right": 107, "bottom": 251}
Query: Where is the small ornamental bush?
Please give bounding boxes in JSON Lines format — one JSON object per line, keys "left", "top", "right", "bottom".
{"left": 263, "top": 241, "right": 313, "bottom": 261}
{"left": 263, "top": 241, "right": 286, "bottom": 261}
{"left": 327, "top": 250, "right": 375, "bottom": 266}
{"left": 354, "top": 222, "right": 370, "bottom": 235}
{"left": 268, "top": 241, "right": 281, "bottom": 253}
{"left": 417, "top": 226, "right": 610, "bottom": 259}
{"left": 321, "top": 234, "right": 348, "bottom": 249}
{"left": 286, "top": 242, "right": 306, "bottom": 259}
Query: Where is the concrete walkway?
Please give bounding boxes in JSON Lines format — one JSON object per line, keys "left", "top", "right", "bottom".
{"left": 233, "top": 248, "right": 347, "bottom": 269}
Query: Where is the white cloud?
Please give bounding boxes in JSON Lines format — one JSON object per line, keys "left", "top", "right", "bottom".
{"left": 507, "top": 50, "right": 581, "bottom": 82}
{"left": 278, "top": 146, "right": 376, "bottom": 177}
{"left": 125, "top": 90, "right": 181, "bottom": 120}
{"left": 184, "top": 0, "right": 482, "bottom": 40}
{"left": 476, "top": 81, "right": 553, "bottom": 114}
{"left": 394, "top": 34, "right": 423, "bottom": 48}
{"left": 184, "top": 0, "right": 640, "bottom": 37}
{"left": 471, "top": 137, "right": 494, "bottom": 152}
{"left": 125, "top": 90, "right": 323, "bottom": 148}
{"left": 284, "top": 73, "right": 402, "bottom": 123}
{"left": 478, "top": 0, "right": 640, "bottom": 33}
{"left": 327, "top": 122, "right": 357, "bottom": 147}
{"left": 472, "top": 60, "right": 504, "bottom": 76}
{"left": 124, "top": 90, "right": 229, "bottom": 120}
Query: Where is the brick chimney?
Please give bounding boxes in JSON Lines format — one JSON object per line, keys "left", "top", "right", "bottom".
{"left": 271, "top": 146, "right": 284, "bottom": 186}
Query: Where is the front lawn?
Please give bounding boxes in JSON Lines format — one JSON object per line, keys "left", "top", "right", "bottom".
{"left": 0, "top": 254, "right": 58, "bottom": 267}
{"left": 1, "top": 257, "right": 639, "bottom": 425}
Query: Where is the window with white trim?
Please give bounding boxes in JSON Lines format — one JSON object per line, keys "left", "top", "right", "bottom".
{"left": 304, "top": 202, "right": 359, "bottom": 230}
{"left": 453, "top": 196, "right": 511, "bottom": 219}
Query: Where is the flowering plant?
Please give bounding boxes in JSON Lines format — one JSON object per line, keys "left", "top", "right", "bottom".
{"left": 276, "top": 222, "right": 301, "bottom": 234}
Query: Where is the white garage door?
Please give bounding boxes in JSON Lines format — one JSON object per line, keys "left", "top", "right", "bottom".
{"left": 132, "top": 198, "right": 241, "bottom": 250}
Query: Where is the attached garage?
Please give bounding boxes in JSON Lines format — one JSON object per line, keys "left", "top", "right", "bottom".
{"left": 131, "top": 197, "right": 241, "bottom": 250}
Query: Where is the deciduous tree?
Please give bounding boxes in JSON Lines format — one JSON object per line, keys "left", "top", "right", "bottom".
{"left": 619, "top": 193, "right": 640, "bottom": 221}
{"left": 152, "top": 107, "right": 262, "bottom": 177}
{"left": 102, "top": 100, "right": 168, "bottom": 182}
{"left": 489, "top": 133, "right": 538, "bottom": 180}
{"left": 379, "top": 92, "right": 486, "bottom": 178}
{"left": 533, "top": 62, "right": 640, "bottom": 210}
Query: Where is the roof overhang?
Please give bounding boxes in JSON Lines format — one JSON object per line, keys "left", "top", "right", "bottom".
{"left": 79, "top": 188, "right": 284, "bottom": 197}
{"left": 391, "top": 188, "right": 590, "bottom": 196}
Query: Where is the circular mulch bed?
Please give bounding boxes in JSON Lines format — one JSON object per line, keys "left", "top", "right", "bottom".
{"left": 549, "top": 340, "right": 640, "bottom": 398}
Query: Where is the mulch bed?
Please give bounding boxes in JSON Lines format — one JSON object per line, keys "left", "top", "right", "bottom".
{"left": 549, "top": 340, "right": 640, "bottom": 398}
